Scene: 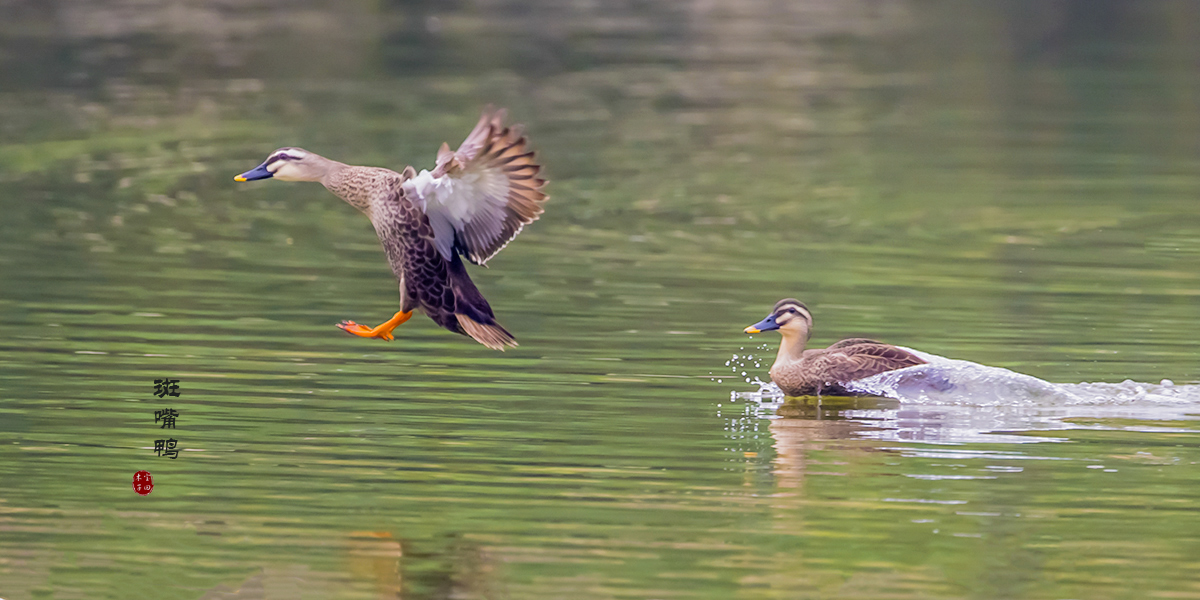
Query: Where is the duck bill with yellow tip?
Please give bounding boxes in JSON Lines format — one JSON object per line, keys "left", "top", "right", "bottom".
{"left": 744, "top": 314, "right": 780, "bottom": 334}
{"left": 234, "top": 162, "right": 274, "bottom": 182}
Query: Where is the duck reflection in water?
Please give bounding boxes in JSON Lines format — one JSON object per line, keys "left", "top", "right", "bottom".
{"left": 766, "top": 405, "right": 883, "bottom": 492}
{"left": 195, "top": 531, "right": 495, "bottom": 599}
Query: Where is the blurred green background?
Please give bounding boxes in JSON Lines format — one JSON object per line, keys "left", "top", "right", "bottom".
{"left": 1, "top": 1, "right": 1199, "bottom": 598}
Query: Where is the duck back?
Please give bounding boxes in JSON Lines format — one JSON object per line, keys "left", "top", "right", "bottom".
{"left": 770, "top": 340, "right": 925, "bottom": 396}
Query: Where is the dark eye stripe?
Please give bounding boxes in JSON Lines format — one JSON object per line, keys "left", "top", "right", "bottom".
{"left": 776, "top": 306, "right": 811, "bottom": 323}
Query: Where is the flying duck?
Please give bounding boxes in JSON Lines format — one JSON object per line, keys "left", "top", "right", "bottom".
{"left": 235, "top": 107, "right": 547, "bottom": 349}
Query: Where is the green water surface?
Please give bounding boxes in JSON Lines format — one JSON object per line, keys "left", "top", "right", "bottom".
{"left": 2, "top": 1, "right": 1200, "bottom": 598}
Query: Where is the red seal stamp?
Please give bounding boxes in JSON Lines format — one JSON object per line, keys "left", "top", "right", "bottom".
{"left": 133, "top": 470, "right": 154, "bottom": 495}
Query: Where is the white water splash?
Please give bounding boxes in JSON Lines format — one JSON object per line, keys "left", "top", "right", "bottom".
{"left": 712, "top": 343, "right": 774, "bottom": 387}
{"left": 849, "top": 348, "right": 1200, "bottom": 406}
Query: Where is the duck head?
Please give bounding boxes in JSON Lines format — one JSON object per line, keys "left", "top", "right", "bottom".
{"left": 235, "top": 147, "right": 336, "bottom": 182}
{"left": 744, "top": 298, "right": 812, "bottom": 341}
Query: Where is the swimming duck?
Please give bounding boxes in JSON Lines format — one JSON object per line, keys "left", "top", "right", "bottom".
{"left": 235, "top": 107, "right": 547, "bottom": 349}
{"left": 744, "top": 299, "right": 925, "bottom": 396}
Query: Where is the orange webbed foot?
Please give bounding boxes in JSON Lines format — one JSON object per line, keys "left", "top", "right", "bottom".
{"left": 336, "top": 311, "right": 411, "bottom": 341}
{"left": 337, "top": 320, "right": 394, "bottom": 341}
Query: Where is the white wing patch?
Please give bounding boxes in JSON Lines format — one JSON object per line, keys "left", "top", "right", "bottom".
{"left": 403, "top": 167, "right": 511, "bottom": 260}
{"left": 402, "top": 108, "right": 548, "bottom": 265}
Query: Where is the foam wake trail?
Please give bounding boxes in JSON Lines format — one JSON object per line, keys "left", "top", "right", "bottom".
{"left": 844, "top": 348, "right": 1200, "bottom": 406}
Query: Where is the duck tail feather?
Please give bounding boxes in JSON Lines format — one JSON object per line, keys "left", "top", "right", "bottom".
{"left": 456, "top": 314, "right": 517, "bottom": 350}
{"left": 447, "top": 254, "right": 517, "bottom": 350}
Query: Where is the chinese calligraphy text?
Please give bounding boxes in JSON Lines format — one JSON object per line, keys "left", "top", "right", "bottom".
{"left": 150, "top": 378, "right": 182, "bottom": 459}
{"left": 155, "top": 408, "right": 179, "bottom": 429}
{"left": 154, "top": 438, "right": 180, "bottom": 459}
{"left": 154, "top": 378, "right": 180, "bottom": 398}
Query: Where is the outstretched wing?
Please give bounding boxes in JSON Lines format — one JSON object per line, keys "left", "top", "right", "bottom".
{"left": 402, "top": 107, "right": 548, "bottom": 266}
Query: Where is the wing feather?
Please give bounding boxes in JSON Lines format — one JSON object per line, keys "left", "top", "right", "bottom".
{"left": 403, "top": 107, "right": 549, "bottom": 265}
{"left": 826, "top": 338, "right": 882, "bottom": 350}
{"left": 827, "top": 343, "right": 925, "bottom": 382}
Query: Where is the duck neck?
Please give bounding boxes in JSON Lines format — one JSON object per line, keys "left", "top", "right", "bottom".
{"left": 320, "top": 162, "right": 379, "bottom": 214}
{"left": 773, "top": 331, "right": 808, "bottom": 369}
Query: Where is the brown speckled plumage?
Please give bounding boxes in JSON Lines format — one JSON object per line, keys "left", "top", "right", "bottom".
{"left": 323, "top": 166, "right": 397, "bottom": 215}
{"left": 235, "top": 108, "right": 548, "bottom": 349}
{"left": 747, "top": 299, "right": 925, "bottom": 396}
